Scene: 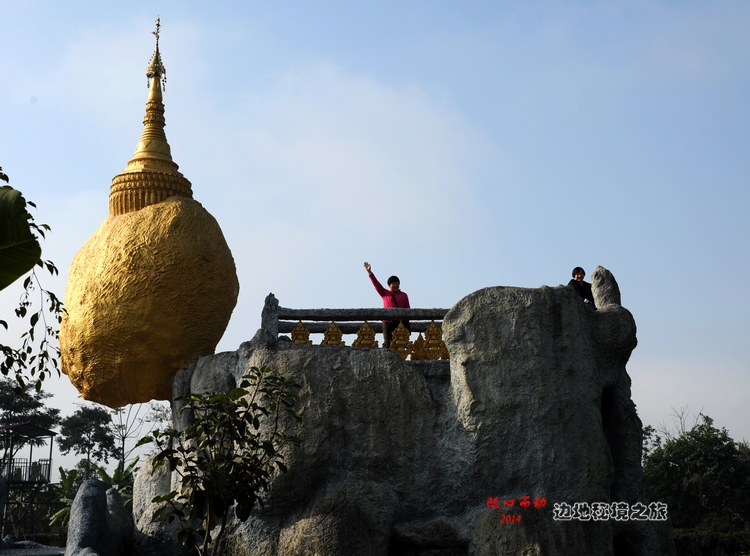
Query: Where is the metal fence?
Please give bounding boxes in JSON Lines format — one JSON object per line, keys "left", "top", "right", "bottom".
{"left": 3, "top": 458, "right": 52, "bottom": 483}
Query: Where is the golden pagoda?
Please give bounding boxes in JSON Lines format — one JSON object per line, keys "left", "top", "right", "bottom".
{"left": 109, "top": 18, "right": 193, "bottom": 217}
{"left": 60, "top": 19, "right": 239, "bottom": 408}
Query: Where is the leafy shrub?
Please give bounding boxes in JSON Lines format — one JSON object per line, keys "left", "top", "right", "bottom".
{"left": 139, "top": 365, "right": 301, "bottom": 556}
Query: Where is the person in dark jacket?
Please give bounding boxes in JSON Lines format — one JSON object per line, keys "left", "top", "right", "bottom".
{"left": 568, "top": 266, "right": 596, "bottom": 310}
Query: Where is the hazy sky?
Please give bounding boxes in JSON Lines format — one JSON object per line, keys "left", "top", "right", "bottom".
{"left": 1, "top": 1, "right": 748, "bottom": 472}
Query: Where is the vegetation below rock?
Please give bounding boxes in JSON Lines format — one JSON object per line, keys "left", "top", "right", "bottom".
{"left": 643, "top": 413, "right": 750, "bottom": 556}
{"left": 140, "top": 365, "right": 301, "bottom": 556}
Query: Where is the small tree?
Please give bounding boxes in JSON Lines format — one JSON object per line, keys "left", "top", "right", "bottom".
{"left": 644, "top": 414, "right": 750, "bottom": 531}
{"left": 144, "top": 400, "right": 172, "bottom": 430}
{"left": 110, "top": 401, "right": 172, "bottom": 471}
{"left": 139, "top": 366, "right": 301, "bottom": 556}
{"left": 58, "top": 405, "right": 119, "bottom": 475}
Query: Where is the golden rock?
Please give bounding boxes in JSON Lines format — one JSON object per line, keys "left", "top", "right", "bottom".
{"left": 60, "top": 21, "right": 239, "bottom": 408}
{"left": 61, "top": 199, "right": 238, "bottom": 406}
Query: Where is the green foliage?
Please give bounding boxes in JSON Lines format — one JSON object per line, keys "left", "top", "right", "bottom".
{"left": 144, "top": 400, "right": 173, "bottom": 429}
{"left": 73, "top": 457, "right": 101, "bottom": 481}
{"left": 0, "top": 377, "right": 60, "bottom": 467}
{"left": 0, "top": 376, "right": 60, "bottom": 431}
{"left": 641, "top": 423, "right": 660, "bottom": 462}
{"left": 94, "top": 457, "right": 139, "bottom": 519}
{"left": 0, "top": 266, "right": 64, "bottom": 393}
{"left": 47, "top": 458, "right": 139, "bottom": 530}
{"left": 139, "top": 366, "right": 301, "bottom": 556}
{"left": 0, "top": 171, "right": 42, "bottom": 291}
{"left": 643, "top": 414, "right": 750, "bottom": 531}
{"left": 111, "top": 402, "right": 172, "bottom": 468}
{"left": 48, "top": 467, "right": 80, "bottom": 527}
{"left": 0, "top": 167, "right": 64, "bottom": 392}
{"left": 58, "top": 405, "right": 119, "bottom": 468}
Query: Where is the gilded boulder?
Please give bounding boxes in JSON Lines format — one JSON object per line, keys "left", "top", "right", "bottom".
{"left": 61, "top": 197, "right": 238, "bottom": 407}
{"left": 60, "top": 26, "right": 239, "bottom": 408}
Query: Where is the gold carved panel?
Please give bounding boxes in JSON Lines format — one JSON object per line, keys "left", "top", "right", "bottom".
{"left": 410, "top": 333, "right": 428, "bottom": 361}
{"left": 321, "top": 321, "right": 345, "bottom": 346}
{"left": 352, "top": 321, "right": 379, "bottom": 348}
{"left": 390, "top": 321, "right": 413, "bottom": 360}
{"left": 424, "top": 321, "right": 444, "bottom": 360}
{"left": 291, "top": 321, "right": 312, "bottom": 344}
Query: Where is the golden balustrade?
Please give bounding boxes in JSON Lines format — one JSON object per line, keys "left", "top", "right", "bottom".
{"left": 260, "top": 294, "right": 451, "bottom": 360}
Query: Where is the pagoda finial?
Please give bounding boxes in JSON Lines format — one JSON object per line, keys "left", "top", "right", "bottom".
{"left": 108, "top": 16, "right": 193, "bottom": 217}
{"left": 146, "top": 16, "right": 166, "bottom": 90}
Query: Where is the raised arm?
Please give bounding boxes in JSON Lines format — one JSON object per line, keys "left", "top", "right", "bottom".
{"left": 364, "top": 262, "right": 389, "bottom": 297}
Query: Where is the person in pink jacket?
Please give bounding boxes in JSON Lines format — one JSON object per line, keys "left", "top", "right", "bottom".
{"left": 363, "top": 261, "right": 411, "bottom": 348}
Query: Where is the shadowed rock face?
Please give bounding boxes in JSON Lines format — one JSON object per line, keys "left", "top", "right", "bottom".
{"left": 66, "top": 481, "right": 132, "bottom": 556}
{"left": 133, "top": 266, "right": 675, "bottom": 556}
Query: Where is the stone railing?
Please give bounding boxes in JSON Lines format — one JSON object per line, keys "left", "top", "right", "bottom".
{"left": 260, "top": 293, "right": 451, "bottom": 360}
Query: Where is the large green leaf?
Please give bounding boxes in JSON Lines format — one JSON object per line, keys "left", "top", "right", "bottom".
{"left": 0, "top": 185, "right": 42, "bottom": 291}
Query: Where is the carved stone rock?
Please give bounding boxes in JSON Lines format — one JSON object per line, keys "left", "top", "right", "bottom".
{"left": 66, "top": 481, "right": 133, "bottom": 556}
{"left": 134, "top": 266, "right": 674, "bottom": 555}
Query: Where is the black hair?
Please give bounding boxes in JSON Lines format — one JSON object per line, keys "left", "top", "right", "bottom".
{"left": 572, "top": 267, "right": 585, "bottom": 278}
{"left": 387, "top": 275, "right": 400, "bottom": 286}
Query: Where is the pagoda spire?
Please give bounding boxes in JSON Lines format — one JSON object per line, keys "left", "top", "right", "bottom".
{"left": 109, "top": 17, "right": 193, "bottom": 217}
{"left": 147, "top": 16, "right": 166, "bottom": 89}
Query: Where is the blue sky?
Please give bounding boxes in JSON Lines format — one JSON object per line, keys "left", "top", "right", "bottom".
{"left": 1, "top": 1, "right": 749, "bottom": 470}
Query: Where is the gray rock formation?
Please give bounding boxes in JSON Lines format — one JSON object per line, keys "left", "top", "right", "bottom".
{"left": 133, "top": 266, "right": 675, "bottom": 555}
{"left": 133, "top": 455, "right": 174, "bottom": 538}
{"left": 65, "top": 481, "right": 132, "bottom": 556}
